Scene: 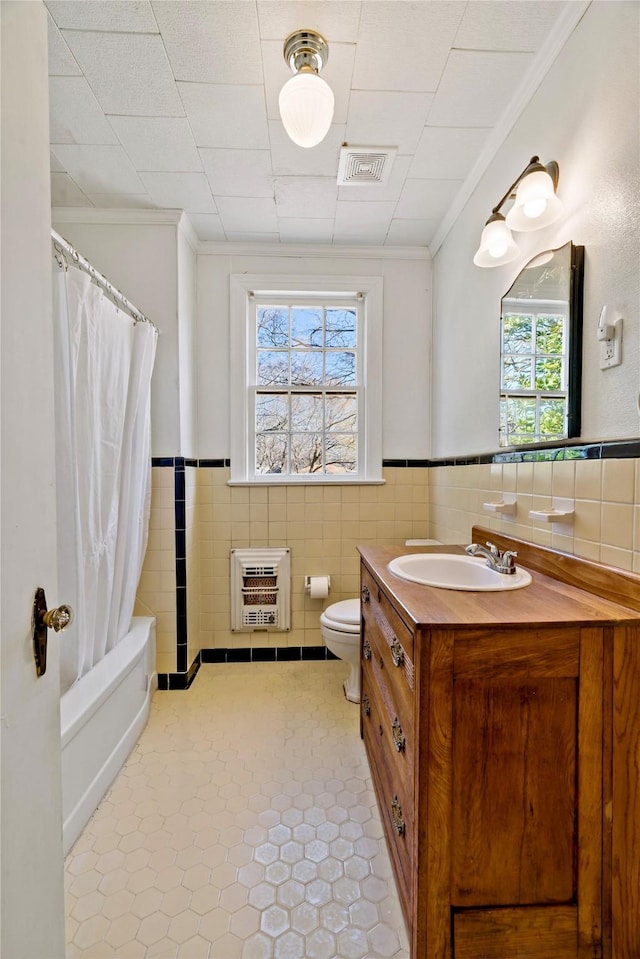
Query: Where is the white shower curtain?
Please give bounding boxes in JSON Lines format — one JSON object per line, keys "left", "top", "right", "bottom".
{"left": 52, "top": 255, "right": 157, "bottom": 694}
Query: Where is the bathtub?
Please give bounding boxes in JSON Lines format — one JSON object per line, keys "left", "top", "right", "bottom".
{"left": 60, "top": 616, "right": 157, "bottom": 855}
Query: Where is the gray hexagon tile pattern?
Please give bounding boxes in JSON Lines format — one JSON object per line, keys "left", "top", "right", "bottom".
{"left": 65, "top": 661, "right": 410, "bottom": 958}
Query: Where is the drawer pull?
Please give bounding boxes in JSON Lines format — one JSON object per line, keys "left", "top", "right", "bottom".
{"left": 363, "top": 638, "right": 372, "bottom": 661}
{"left": 391, "top": 796, "right": 405, "bottom": 837}
{"left": 362, "top": 694, "right": 370, "bottom": 717}
{"left": 392, "top": 717, "right": 405, "bottom": 752}
{"left": 390, "top": 637, "right": 404, "bottom": 667}
{"left": 361, "top": 585, "right": 370, "bottom": 603}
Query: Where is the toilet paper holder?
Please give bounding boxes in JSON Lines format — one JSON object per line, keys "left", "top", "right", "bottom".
{"left": 305, "top": 575, "right": 331, "bottom": 597}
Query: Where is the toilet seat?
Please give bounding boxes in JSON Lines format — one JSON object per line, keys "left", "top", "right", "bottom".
{"left": 320, "top": 599, "right": 360, "bottom": 634}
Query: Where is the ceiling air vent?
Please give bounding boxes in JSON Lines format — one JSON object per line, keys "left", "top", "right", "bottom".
{"left": 337, "top": 146, "right": 397, "bottom": 186}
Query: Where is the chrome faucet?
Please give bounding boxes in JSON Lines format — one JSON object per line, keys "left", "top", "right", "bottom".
{"left": 465, "top": 541, "right": 518, "bottom": 574}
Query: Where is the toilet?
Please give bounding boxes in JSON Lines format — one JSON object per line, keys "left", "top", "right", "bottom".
{"left": 320, "top": 598, "right": 361, "bottom": 703}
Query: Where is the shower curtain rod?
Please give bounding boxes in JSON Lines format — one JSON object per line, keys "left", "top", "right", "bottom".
{"left": 51, "top": 229, "right": 159, "bottom": 333}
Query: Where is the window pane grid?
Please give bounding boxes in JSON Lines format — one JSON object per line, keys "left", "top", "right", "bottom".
{"left": 253, "top": 300, "right": 360, "bottom": 477}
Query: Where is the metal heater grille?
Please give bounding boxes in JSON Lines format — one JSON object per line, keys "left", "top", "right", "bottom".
{"left": 231, "top": 548, "right": 291, "bottom": 631}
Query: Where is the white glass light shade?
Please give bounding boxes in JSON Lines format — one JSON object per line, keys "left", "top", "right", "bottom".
{"left": 278, "top": 71, "right": 335, "bottom": 148}
{"left": 473, "top": 216, "right": 520, "bottom": 268}
{"left": 505, "top": 169, "right": 563, "bottom": 232}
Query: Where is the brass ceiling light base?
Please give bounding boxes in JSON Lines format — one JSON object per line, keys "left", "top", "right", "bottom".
{"left": 283, "top": 29, "right": 329, "bottom": 74}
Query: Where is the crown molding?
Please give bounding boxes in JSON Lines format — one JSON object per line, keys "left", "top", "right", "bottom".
{"left": 50, "top": 208, "right": 430, "bottom": 259}
{"left": 51, "top": 207, "right": 183, "bottom": 226}
{"left": 429, "top": 0, "right": 591, "bottom": 257}
{"left": 177, "top": 212, "right": 199, "bottom": 253}
{"left": 197, "top": 240, "right": 430, "bottom": 260}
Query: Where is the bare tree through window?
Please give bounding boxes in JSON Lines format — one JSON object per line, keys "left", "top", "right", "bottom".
{"left": 254, "top": 303, "right": 359, "bottom": 475}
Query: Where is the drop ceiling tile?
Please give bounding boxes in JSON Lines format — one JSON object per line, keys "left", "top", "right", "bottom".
{"left": 61, "top": 31, "right": 183, "bottom": 117}
{"left": 385, "top": 218, "right": 438, "bottom": 246}
{"left": 46, "top": 0, "right": 158, "bottom": 32}
{"left": 395, "top": 178, "right": 461, "bottom": 221}
{"left": 51, "top": 172, "right": 91, "bottom": 206}
{"left": 278, "top": 218, "right": 334, "bottom": 244}
{"left": 51, "top": 145, "right": 146, "bottom": 195}
{"left": 409, "top": 127, "right": 490, "bottom": 180}
{"left": 177, "top": 83, "right": 269, "bottom": 150}
{"left": 216, "top": 197, "right": 278, "bottom": 234}
{"left": 139, "top": 173, "right": 217, "bottom": 214}
{"left": 49, "top": 76, "right": 119, "bottom": 145}
{"left": 427, "top": 49, "right": 534, "bottom": 128}
{"left": 109, "top": 117, "right": 201, "bottom": 172}
{"left": 333, "top": 201, "right": 396, "bottom": 243}
{"left": 201, "top": 149, "right": 273, "bottom": 198}
{"left": 345, "top": 91, "right": 433, "bottom": 156}
{"left": 256, "top": 2, "right": 362, "bottom": 42}
{"left": 152, "top": 0, "right": 263, "bottom": 84}
{"left": 47, "top": 14, "right": 81, "bottom": 76}
{"left": 337, "top": 156, "right": 412, "bottom": 204}
{"left": 269, "top": 121, "right": 346, "bottom": 177}
{"left": 353, "top": 1, "right": 464, "bottom": 92}
{"left": 454, "top": 1, "right": 565, "bottom": 52}
{"left": 274, "top": 177, "right": 337, "bottom": 219}
{"left": 86, "top": 193, "right": 155, "bottom": 209}
{"left": 185, "top": 214, "right": 226, "bottom": 241}
{"left": 262, "top": 39, "right": 355, "bottom": 125}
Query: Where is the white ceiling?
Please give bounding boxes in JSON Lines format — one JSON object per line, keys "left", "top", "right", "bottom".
{"left": 47, "top": 0, "right": 575, "bottom": 249}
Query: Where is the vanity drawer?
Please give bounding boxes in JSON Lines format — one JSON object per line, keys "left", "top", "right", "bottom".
{"left": 362, "top": 650, "right": 414, "bottom": 798}
{"left": 361, "top": 672, "right": 414, "bottom": 919}
{"left": 362, "top": 566, "right": 415, "bottom": 663}
{"left": 362, "top": 604, "right": 414, "bottom": 740}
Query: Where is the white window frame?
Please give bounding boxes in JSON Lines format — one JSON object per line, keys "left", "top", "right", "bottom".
{"left": 230, "top": 274, "right": 383, "bottom": 484}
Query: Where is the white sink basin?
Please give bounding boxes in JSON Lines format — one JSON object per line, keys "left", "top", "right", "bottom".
{"left": 387, "top": 553, "right": 532, "bottom": 591}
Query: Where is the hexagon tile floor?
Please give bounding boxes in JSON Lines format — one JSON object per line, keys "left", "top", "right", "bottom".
{"left": 65, "top": 661, "right": 410, "bottom": 958}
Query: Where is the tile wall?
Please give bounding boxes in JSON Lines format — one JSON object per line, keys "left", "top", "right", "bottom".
{"left": 136, "top": 464, "right": 429, "bottom": 677}
{"left": 136, "top": 451, "right": 640, "bottom": 679}
{"left": 429, "top": 455, "right": 640, "bottom": 571}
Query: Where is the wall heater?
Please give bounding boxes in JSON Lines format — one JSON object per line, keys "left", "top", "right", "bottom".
{"left": 230, "top": 547, "right": 291, "bottom": 631}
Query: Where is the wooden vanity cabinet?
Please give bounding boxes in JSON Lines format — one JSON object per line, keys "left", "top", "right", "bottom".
{"left": 359, "top": 537, "right": 640, "bottom": 959}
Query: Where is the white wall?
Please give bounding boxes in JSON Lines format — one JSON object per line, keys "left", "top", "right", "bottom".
{"left": 196, "top": 248, "right": 431, "bottom": 459}
{"left": 50, "top": 215, "right": 181, "bottom": 456}
{"left": 177, "top": 216, "right": 198, "bottom": 459}
{"left": 432, "top": 1, "right": 640, "bottom": 458}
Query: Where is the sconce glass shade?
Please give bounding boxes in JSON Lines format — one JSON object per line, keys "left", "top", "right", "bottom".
{"left": 505, "top": 169, "right": 563, "bottom": 232}
{"left": 473, "top": 214, "right": 520, "bottom": 268}
{"left": 278, "top": 71, "right": 335, "bottom": 148}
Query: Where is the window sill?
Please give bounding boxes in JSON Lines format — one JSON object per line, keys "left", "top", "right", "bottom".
{"left": 227, "top": 478, "right": 385, "bottom": 487}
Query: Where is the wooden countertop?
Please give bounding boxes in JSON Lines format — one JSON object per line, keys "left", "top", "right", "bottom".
{"left": 358, "top": 540, "right": 640, "bottom": 630}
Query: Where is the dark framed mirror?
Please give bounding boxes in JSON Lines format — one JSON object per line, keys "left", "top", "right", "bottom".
{"left": 499, "top": 241, "right": 584, "bottom": 447}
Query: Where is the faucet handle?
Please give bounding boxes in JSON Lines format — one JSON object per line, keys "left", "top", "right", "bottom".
{"left": 485, "top": 541, "right": 500, "bottom": 557}
{"left": 502, "top": 550, "right": 518, "bottom": 569}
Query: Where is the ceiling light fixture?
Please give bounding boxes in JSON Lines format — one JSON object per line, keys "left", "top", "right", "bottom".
{"left": 473, "top": 156, "right": 563, "bottom": 268}
{"left": 279, "top": 29, "right": 334, "bottom": 149}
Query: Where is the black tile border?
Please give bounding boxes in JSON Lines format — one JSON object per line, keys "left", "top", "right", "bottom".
{"left": 156, "top": 441, "right": 640, "bottom": 475}
{"left": 383, "top": 438, "right": 640, "bottom": 468}
{"left": 158, "top": 645, "right": 338, "bottom": 688}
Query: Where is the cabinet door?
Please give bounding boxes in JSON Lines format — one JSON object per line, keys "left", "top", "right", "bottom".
{"left": 446, "top": 626, "right": 604, "bottom": 957}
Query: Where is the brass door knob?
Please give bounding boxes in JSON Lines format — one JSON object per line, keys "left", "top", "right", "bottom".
{"left": 41, "top": 604, "right": 74, "bottom": 632}
{"left": 32, "top": 588, "right": 74, "bottom": 677}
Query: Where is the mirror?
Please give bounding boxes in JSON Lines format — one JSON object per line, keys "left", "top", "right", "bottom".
{"left": 499, "top": 241, "right": 584, "bottom": 447}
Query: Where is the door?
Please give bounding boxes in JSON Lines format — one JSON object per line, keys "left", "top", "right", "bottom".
{"left": 1, "top": 3, "right": 66, "bottom": 956}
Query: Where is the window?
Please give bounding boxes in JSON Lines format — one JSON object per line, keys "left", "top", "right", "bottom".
{"left": 230, "top": 275, "right": 383, "bottom": 483}
{"left": 499, "top": 300, "right": 568, "bottom": 446}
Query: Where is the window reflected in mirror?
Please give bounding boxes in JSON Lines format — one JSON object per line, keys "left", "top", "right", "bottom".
{"left": 499, "top": 242, "right": 584, "bottom": 447}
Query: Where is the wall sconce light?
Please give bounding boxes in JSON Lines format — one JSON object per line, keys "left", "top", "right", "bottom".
{"left": 473, "top": 156, "right": 563, "bottom": 268}
{"left": 279, "top": 29, "right": 335, "bottom": 149}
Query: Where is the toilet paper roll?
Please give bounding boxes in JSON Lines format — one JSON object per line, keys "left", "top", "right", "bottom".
{"left": 308, "top": 575, "right": 330, "bottom": 599}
